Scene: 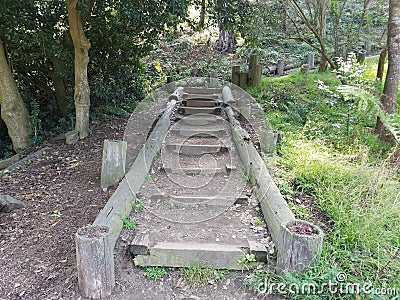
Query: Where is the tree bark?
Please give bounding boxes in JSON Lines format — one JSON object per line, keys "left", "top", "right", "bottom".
{"left": 376, "top": 0, "right": 400, "bottom": 137}
{"left": 0, "top": 39, "right": 31, "bottom": 151}
{"left": 66, "top": 0, "right": 92, "bottom": 139}
{"left": 50, "top": 67, "right": 68, "bottom": 116}
{"left": 377, "top": 47, "right": 387, "bottom": 80}
{"left": 314, "top": 0, "right": 328, "bottom": 71}
{"left": 215, "top": 29, "right": 236, "bottom": 54}
{"left": 199, "top": 0, "right": 206, "bottom": 29}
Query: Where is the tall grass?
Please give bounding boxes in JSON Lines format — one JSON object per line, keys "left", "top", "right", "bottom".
{"left": 246, "top": 63, "right": 400, "bottom": 299}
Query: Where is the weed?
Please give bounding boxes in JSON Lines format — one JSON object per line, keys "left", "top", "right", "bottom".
{"left": 242, "top": 174, "right": 251, "bottom": 183}
{"left": 51, "top": 210, "right": 62, "bottom": 217}
{"left": 145, "top": 174, "right": 154, "bottom": 181}
{"left": 182, "top": 263, "right": 228, "bottom": 285}
{"left": 131, "top": 199, "right": 144, "bottom": 211}
{"left": 144, "top": 266, "right": 167, "bottom": 280}
{"left": 238, "top": 253, "right": 257, "bottom": 270}
{"left": 122, "top": 217, "right": 137, "bottom": 230}
{"left": 254, "top": 218, "right": 265, "bottom": 226}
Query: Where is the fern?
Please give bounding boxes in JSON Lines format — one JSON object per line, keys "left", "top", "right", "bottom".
{"left": 337, "top": 85, "right": 400, "bottom": 142}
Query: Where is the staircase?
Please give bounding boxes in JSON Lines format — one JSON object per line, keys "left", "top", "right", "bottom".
{"left": 130, "top": 87, "right": 270, "bottom": 269}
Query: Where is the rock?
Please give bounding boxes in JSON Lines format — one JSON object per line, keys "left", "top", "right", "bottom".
{"left": 65, "top": 130, "right": 79, "bottom": 145}
{"left": 0, "top": 194, "right": 25, "bottom": 213}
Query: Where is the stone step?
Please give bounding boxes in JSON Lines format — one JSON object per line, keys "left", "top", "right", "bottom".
{"left": 179, "top": 107, "right": 222, "bottom": 115}
{"left": 183, "top": 87, "right": 221, "bottom": 94}
{"left": 169, "top": 127, "right": 229, "bottom": 138}
{"left": 133, "top": 242, "right": 247, "bottom": 270}
{"left": 165, "top": 144, "right": 229, "bottom": 155}
{"left": 171, "top": 195, "right": 247, "bottom": 206}
{"left": 182, "top": 93, "right": 220, "bottom": 101}
{"left": 177, "top": 114, "right": 225, "bottom": 126}
{"left": 163, "top": 166, "right": 226, "bottom": 175}
{"left": 148, "top": 193, "right": 247, "bottom": 206}
{"left": 183, "top": 99, "right": 219, "bottom": 107}
{"left": 162, "top": 164, "right": 236, "bottom": 175}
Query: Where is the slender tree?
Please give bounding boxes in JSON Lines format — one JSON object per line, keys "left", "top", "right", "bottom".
{"left": 66, "top": 0, "right": 94, "bottom": 139}
{"left": 0, "top": 39, "right": 31, "bottom": 151}
{"left": 376, "top": 0, "right": 400, "bottom": 136}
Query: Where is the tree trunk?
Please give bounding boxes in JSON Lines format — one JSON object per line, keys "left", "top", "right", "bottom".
{"left": 199, "top": 0, "right": 206, "bottom": 29}
{"left": 66, "top": 0, "right": 92, "bottom": 139}
{"left": 376, "top": 0, "right": 400, "bottom": 137}
{"left": 377, "top": 47, "right": 387, "bottom": 80}
{"left": 215, "top": 29, "right": 236, "bottom": 54}
{"left": 0, "top": 39, "right": 31, "bottom": 152}
{"left": 50, "top": 67, "right": 68, "bottom": 116}
{"left": 315, "top": 0, "right": 328, "bottom": 71}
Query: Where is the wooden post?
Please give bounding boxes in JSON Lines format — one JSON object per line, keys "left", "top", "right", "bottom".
{"left": 248, "top": 53, "right": 258, "bottom": 84}
{"left": 253, "top": 65, "right": 262, "bottom": 87}
{"left": 249, "top": 53, "right": 258, "bottom": 70}
{"left": 231, "top": 66, "right": 240, "bottom": 85}
{"left": 209, "top": 71, "right": 218, "bottom": 88}
{"left": 222, "top": 86, "right": 235, "bottom": 104}
{"left": 76, "top": 225, "right": 115, "bottom": 299}
{"left": 306, "top": 53, "right": 315, "bottom": 69}
{"left": 277, "top": 220, "right": 323, "bottom": 274}
{"left": 101, "top": 140, "right": 127, "bottom": 190}
{"left": 238, "top": 72, "right": 248, "bottom": 87}
{"left": 301, "top": 64, "right": 310, "bottom": 74}
{"left": 357, "top": 50, "right": 366, "bottom": 64}
{"left": 277, "top": 60, "right": 285, "bottom": 76}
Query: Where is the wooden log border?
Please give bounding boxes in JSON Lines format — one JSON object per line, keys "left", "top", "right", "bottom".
{"left": 75, "top": 97, "right": 177, "bottom": 298}
{"left": 226, "top": 106, "right": 324, "bottom": 273}
{"left": 0, "top": 147, "right": 50, "bottom": 177}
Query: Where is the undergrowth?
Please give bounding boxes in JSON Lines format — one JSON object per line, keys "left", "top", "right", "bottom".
{"left": 246, "top": 60, "right": 400, "bottom": 299}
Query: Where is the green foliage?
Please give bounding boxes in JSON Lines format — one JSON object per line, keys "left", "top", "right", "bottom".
{"left": 277, "top": 140, "right": 400, "bottom": 287}
{"left": 0, "top": 0, "right": 190, "bottom": 150}
{"left": 337, "top": 85, "right": 400, "bottom": 142}
{"left": 143, "top": 266, "right": 168, "bottom": 280}
{"left": 182, "top": 263, "right": 228, "bottom": 285}
{"left": 131, "top": 199, "right": 144, "bottom": 211}
{"left": 237, "top": 253, "right": 257, "bottom": 270}
{"left": 122, "top": 217, "right": 137, "bottom": 230}
{"left": 246, "top": 61, "right": 400, "bottom": 297}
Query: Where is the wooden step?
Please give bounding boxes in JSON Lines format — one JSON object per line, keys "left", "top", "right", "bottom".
{"left": 163, "top": 167, "right": 226, "bottom": 175}
{"left": 169, "top": 127, "right": 229, "bottom": 138}
{"left": 183, "top": 99, "right": 219, "bottom": 107}
{"left": 183, "top": 93, "right": 220, "bottom": 101}
{"left": 171, "top": 195, "right": 246, "bottom": 206}
{"left": 179, "top": 107, "right": 222, "bottom": 115}
{"left": 133, "top": 242, "right": 247, "bottom": 270}
{"left": 177, "top": 114, "right": 225, "bottom": 126}
{"left": 165, "top": 144, "right": 229, "bottom": 155}
{"left": 183, "top": 87, "right": 221, "bottom": 94}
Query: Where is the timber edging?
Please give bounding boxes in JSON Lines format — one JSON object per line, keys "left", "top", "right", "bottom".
{"left": 224, "top": 86, "right": 324, "bottom": 274}
{"left": 75, "top": 97, "right": 177, "bottom": 299}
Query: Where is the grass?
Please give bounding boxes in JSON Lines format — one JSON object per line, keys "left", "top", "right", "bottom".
{"left": 244, "top": 61, "right": 400, "bottom": 298}
{"left": 131, "top": 199, "right": 144, "bottom": 211}
{"left": 122, "top": 217, "right": 137, "bottom": 230}
{"left": 143, "top": 266, "right": 168, "bottom": 280}
{"left": 182, "top": 263, "right": 228, "bottom": 285}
